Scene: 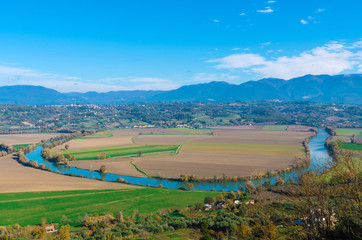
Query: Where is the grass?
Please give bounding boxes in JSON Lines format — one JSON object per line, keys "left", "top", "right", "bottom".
{"left": 183, "top": 142, "right": 304, "bottom": 157}
{"left": 78, "top": 132, "right": 114, "bottom": 139}
{"left": 262, "top": 125, "right": 287, "bottom": 131}
{"left": 53, "top": 144, "right": 179, "bottom": 160}
{"left": 12, "top": 143, "right": 38, "bottom": 151}
{"left": 336, "top": 128, "right": 362, "bottom": 137}
{"left": 168, "top": 128, "right": 212, "bottom": 135}
{"left": 337, "top": 141, "right": 362, "bottom": 151}
{"left": 0, "top": 188, "right": 218, "bottom": 226}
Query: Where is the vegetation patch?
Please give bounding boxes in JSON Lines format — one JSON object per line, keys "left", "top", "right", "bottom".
{"left": 336, "top": 128, "right": 362, "bottom": 137}
{"left": 12, "top": 143, "right": 38, "bottom": 151}
{"left": 262, "top": 125, "right": 288, "bottom": 131}
{"left": 78, "top": 132, "right": 114, "bottom": 139}
{"left": 337, "top": 141, "right": 362, "bottom": 151}
{"left": 168, "top": 128, "right": 212, "bottom": 135}
{"left": 0, "top": 188, "right": 218, "bottom": 226}
{"left": 53, "top": 144, "right": 179, "bottom": 160}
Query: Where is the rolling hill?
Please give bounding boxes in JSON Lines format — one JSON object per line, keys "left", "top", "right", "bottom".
{"left": 0, "top": 74, "right": 361, "bottom": 105}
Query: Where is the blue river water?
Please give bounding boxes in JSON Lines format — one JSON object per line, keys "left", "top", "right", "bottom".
{"left": 25, "top": 129, "right": 332, "bottom": 191}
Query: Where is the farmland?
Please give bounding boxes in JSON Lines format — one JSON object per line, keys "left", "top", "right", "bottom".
{"left": 337, "top": 141, "right": 362, "bottom": 151}
{"left": 46, "top": 127, "right": 313, "bottom": 179}
{"left": 0, "top": 133, "right": 61, "bottom": 147}
{"left": 53, "top": 144, "right": 179, "bottom": 161}
{"left": 0, "top": 188, "right": 218, "bottom": 226}
{"left": 0, "top": 155, "right": 135, "bottom": 193}
{"left": 336, "top": 128, "right": 362, "bottom": 137}
{"left": 78, "top": 132, "right": 114, "bottom": 139}
{"left": 133, "top": 128, "right": 313, "bottom": 178}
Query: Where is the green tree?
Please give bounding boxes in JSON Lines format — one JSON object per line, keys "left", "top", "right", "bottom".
{"left": 58, "top": 225, "right": 70, "bottom": 240}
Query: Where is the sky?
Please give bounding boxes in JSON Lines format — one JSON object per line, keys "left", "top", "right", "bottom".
{"left": 0, "top": 0, "right": 361, "bottom": 92}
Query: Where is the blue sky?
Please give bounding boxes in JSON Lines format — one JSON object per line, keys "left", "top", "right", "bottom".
{"left": 0, "top": 0, "right": 361, "bottom": 92}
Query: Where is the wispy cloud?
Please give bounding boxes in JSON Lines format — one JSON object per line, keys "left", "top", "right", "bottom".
{"left": 239, "top": 13, "right": 245, "bottom": 16}
{"left": 213, "top": 19, "right": 220, "bottom": 23}
{"left": 267, "top": 0, "right": 276, "bottom": 3}
{"left": 316, "top": 8, "right": 325, "bottom": 13}
{"left": 0, "top": 64, "right": 179, "bottom": 92}
{"left": 300, "top": 19, "right": 308, "bottom": 24}
{"left": 256, "top": 7, "right": 274, "bottom": 13}
{"left": 207, "top": 41, "right": 362, "bottom": 79}
{"left": 192, "top": 73, "right": 239, "bottom": 82}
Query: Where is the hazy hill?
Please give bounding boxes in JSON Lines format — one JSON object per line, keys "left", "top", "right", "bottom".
{"left": 0, "top": 74, "right": 361, "bottom": 105}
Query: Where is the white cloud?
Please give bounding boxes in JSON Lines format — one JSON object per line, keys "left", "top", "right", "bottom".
{"left": 207, "top": 41, "right": 362, "bottom": 79}
{"left": 267, "top": 0, "right": 276, "bottom": 3}
{"left": 316, "top": 8, "right": 325, "bottom": 13}
{"left": 207, "top": 53, "right": 266, "bottom": 69}
{"left": 232, "top": 48, "right": 240, "bottom": 51}
{"left": 213, "top": 19, "right": 220, "bottom": 23}
{"left": 260, "top": 42, "right": 271, "bottom": 48}
{"left": 240, "top": 13, "right": 245, "bottom": 16}
{"left": 300, "top": 19, "right": 308, "bottom": 24}
{"left": 192, "top": 73, "right": 239, "bottom": 82}
{"left": 0, "top": 64, "right": 179, "bottom": 92}
{"left": 256, "top": 7, "right": 274, "bottom": 13}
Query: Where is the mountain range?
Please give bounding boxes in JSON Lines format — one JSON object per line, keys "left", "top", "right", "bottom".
{"left": 0, "top": 74, "right": 361, "bottom": 105}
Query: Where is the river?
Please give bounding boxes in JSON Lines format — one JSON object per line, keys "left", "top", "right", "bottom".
{"left": 25, "top": 129, "right": 332, "bottom": 191}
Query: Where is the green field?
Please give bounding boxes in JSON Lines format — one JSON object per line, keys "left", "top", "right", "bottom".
{"left": 336, "top": 128, "right": 362, "bottom": 137}
{"left": 78, "top": 132, "right": 114, "bottom": 139}
{"left": 53, "top": 144, "right": 179, "bottom": 160}
{"left": 0, "top": 188, "right": 217, "bottom": 226}
{"left": 13, "top": 143, "right": 38, "bottom": 151}
{"left": 262, "top": 125, "right": 287, "bottom": 131}
{"left": 337, "top": 141, "right": 362, "bottom": 151}
{"left": 168, "top": 128, "right": 212, "bottom": 135}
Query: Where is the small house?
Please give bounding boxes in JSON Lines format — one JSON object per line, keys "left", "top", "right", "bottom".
{"left": 204, "top": 204, "right": 212, "bottom": 210}
{"left": 45, "top": 225, "right": 56, "bottom": 233}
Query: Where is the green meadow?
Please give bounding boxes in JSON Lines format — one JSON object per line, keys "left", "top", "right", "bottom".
{"left": 53, "top": 144, "right": 179, "bottom": 160}
{"left": 262, "top": 125, "right": 287, "bottom": 131}
{"left": 78, "top": 132, "right": 114, "bottom": 139}
{"left": 337, "top": 141, "right": 362, "bottom": 151}
{"left": 336, "top": 128, "right": 362, "bottom": 137}
{"left": 0, "top": 188, "right": 217, "bottom": 226}
{"left": 168, "top": 128, "right": 212, "bottom": 135}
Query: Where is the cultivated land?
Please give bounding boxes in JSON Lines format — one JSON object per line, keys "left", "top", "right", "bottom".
{"left": 134, "top": 129, "right": 313, "bottom": 178}
{"left": 0, "top": 188, "right": 218, "bottom": 226}
{"left": 51, "top": 127, "right": 312, "bottom": 179}
{"left": 0, "top": 133, "right": 61, "bottom": 146}
{"left": 54, "top": 144, "right": 178, "bottom": 161}
{"left": 336, "top": 128, "right": 362, "bottom": 137}
{"left": 0, "top": 155, "right": 135, "bottom": 193}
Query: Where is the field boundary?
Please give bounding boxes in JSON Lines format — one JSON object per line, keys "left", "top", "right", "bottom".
{"left": 130, "top": 161, "right": 150, "bottom": 177}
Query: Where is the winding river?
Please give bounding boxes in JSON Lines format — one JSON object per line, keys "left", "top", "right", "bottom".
{"left": 25, "top": 129, "right": 332, "bottom": 191}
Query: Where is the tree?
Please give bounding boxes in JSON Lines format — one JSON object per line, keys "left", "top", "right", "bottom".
{"left": 186, "top": 182, "right": 194, "bottom": 190}
{"left": 235, "top": 223, "right": 252, "bottom": 239}
{"left": 204, "top": 196, "right": 214, "bottom": 204}
{"left": 58, "top": 225, "right": 70, "bottom": 240}
{"left": 41, "top": 218, "right": 47, "bottom": 227}
{"left": 137, "top": 151, "right": 142, "bottom": 157}
{"left": 100, "top": 152, "right": 107, "bottom": 159}
{"left": 99, "top": 165, "right": 106, "bottom": 173}
{"left": 31, "top": 226, "right": 46, "bottom": 239}
{"left": 65, "top": 144, "right": 69, "bottom": 150}
{"left": 244, "top": 181, "right": 254, "bottom": 194}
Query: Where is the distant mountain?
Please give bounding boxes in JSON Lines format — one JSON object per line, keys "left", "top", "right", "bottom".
{"left": 0, "top": 74, "right": 361, "bottom": 105}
